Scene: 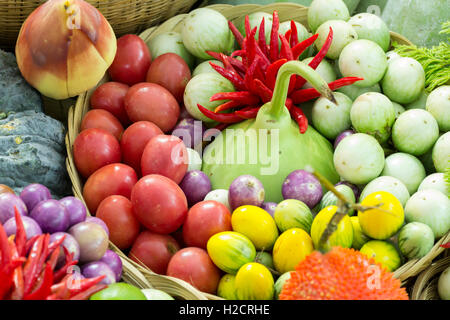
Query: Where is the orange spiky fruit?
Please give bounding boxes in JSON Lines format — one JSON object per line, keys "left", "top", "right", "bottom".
{"left": 279, "top": 247, "right": 409, "bottom": 300}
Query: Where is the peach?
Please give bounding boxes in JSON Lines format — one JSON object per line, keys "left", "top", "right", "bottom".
{"left": 15, "top": 0, "right": 117, "bottom": 100}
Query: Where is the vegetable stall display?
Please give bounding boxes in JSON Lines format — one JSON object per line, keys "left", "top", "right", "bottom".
{"left": 2, "top": 0, "right": 449, "bottom": 300}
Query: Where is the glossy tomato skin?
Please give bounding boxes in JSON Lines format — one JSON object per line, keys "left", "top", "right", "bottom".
{"left": 124, "top": 83, "right": 180, "bottom": 133}
{"left": 83, "top": 163, "right": 138, "bottom": 214}
{"left": 182, "top": 200, "right": 232, "bottom": 249}
{"left": 81, "top": 109, "right": 124, "bottom": 141}
{"left": 146, "top": 53, "right": 191, "bottom": 103}
{"left": 140, "top": 135, "right": 188, "bottom": 184}
{"left": 131, "top": 174, "right": 188, "bottom": 234}
{"left": 129, "top": 230, "right": 180, "bottom": 275}
{"left": 120, "top": 121, "right": 163, "bottom": 176}
{"left": 90, "top": 82, "right": 130, "bottom": 126}
{"left": 166, "top": 247, "right": 221, "bottom": 294}
{"left": 108, "top": 34, "right": 152, "bottom": 86}
{"left": 96, "top": 195, "right": 141, "bottom": 250}
{"left": 73, "top": 128, "right": 121, "bottom": 179}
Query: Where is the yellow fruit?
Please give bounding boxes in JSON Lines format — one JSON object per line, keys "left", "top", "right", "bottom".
{"left": 235, "top": 263, "right": 274, "bottom": 300}
{"left": 358, "top": 191, "right": 404, "bottom": 240}
{"left": 350, "top": 216, "right": 371, "bottom": 250}
{"left": 206, "top": 231, "right": 256, "bottom": 274}
{"left": 272, "top": 228, "right": 314, "bottom": 274}
{"left": 217, "top": 274, "right": 237, "bottom": 300}
{"left": 360, "top": 240, "right": 402, "bottom": 272}
{"left": 231, "top": 205, "right": 279, "bottom": 250}
{"left": 310, "top": 205, "right": 353, "bottom": 252}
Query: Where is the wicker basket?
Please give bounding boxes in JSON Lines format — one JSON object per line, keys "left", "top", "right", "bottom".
{"left": 0, "top": 0, "right": 198, "bottom": 50}
{"left": 410, "top": 254, "right": 450, "bottom": 300}
{"left": 66, "top": 3, "right": 445, "bottom": 300}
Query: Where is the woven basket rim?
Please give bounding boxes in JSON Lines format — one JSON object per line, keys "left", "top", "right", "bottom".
{"left": 66, "top": 2, "right": 446, "bottom": 300}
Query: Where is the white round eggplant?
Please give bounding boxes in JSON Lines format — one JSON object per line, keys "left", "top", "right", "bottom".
{"left": 426, "top": 85, "right": 450, "bottom": 132}
{"left": 182, "top": 8, "right": 234, "bottom": 60}
{"left": 312, "top": 92, "right": 353, "bottom": 139}
{"left": 381, "top": 57, "right": 425, "bottom": 104}
{"left": 404, "top": 189, "right": 450, "bottom": 239}
{"left": 350, "top": 92, "right": 395, "bottom": 143}
{"left": 315, "top": 20, "right": 358, "bottom": 59}
{"left": 392, "top": 109, "right": 439, "bottom": 156}
{"left": 339, "top": 39, "right": 388, "bottom": 88}
{"left": 432, "top": 132, "right": 450, "bottom": 173}
{"left": 348, "top": 13, "right": 390, "bottom": 52}
{"left": 381, "top": 152, "right": 426, "bottom": 195}
{"left": 360, "top": 176, "right": 410, "bottom": 207}
{"left": 333, "top": 133, "right": 385, "bottom": 185}
{"left": 308, "top": 0, "right": 350, "bottom": 32}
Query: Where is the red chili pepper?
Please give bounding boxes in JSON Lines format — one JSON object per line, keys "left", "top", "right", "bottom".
{"left": 23, "top": 235, "right": 45, "bottom": 295}
{"left": 252, "top": 78, "right": 273, "bottom": 103}
{"left": 290, "top": 20, "right": 299, "bottom": 47}
{"left": 69, "top": 284, "right": 108, "bottom": 300}
{"left": 441, "top": 242, "right": 450, "bottom": 249}
{"left": 244, "top": 55, "right": 261, "bottom": 93}
{"left": 279, "top": 34, "right": 294, "bottom": 61}
{"left": 290, "top": 77, "right": 364, "bottom": 104}
{"left": 206, "top": 50, "right": 222, "bottom": 62}
{"left": 290, "top": 106, "right": 309, "bottom": 134}
{"left": 269, "top": 10, "right": 280, "bottom": 62}
{"left": 265, "top": 58, "right": 288, "bottom": 90}
{"left": 244, "top": 15, "right": 251, "bottom": 38}
{"left": 23, "top": 263, "right": 53, "bottom": 300}
{"left": 235, "top": 106, "right": 260, "bottom": 119}
{"left": 66, "top": 275, "right": 106, "bottom": 298}
{"left": 209, "top": 62, "right": 246, "bottom": 90}
{"left": 227, "top": 56, "right": 246, "bottom": 77}
{"left": 211, "top": 91, "right": 260, "bottom": 105}
{"left": 228, "top": 20, "right": 244, "bottom": 48}
{"left": 24, "top": 235, "right": 39, "bottom": 255}
{"left": 47, "top": 245, "right": 61, "bottom": 271}
{"left": 10, "top": 264, "right": 24, "bottom": 300}
{"left": 296, "top": 28, "right": 333, "bottom": 89}
{"left": 53, "top": 247, "right": 78, "bottom": 284}
{"left": 284, "top": 29, "right": 292, "bottom": 46}
{"left": 258, "top": 17, "right": 269, "bottom": 58}
{"left": 13, "top": 207, "right": 27, "bottom": 257}
{"left": 197, "top": 104, "right": 243, "bottom": 124}
{"left": 46, "top": 233, "right": 65, "bottom": 256}
{"left": 214, "top": 100, "right": 242, "bottom": 113}
{"left": 291, "top": 34, "right": 318, "bottom": 60}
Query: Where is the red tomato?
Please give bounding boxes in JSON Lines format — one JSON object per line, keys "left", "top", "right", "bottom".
{"left": 124, "top": 83, "right": 180, "bottom": 133}
{"left": 81, "top": 109, "right": 124, "bottom": 141}
{"left": 73, "top": 128, "right": 121, "bottom": 179}
{"left": 96, "top": 195, "right": 141, "bottom": 250}
{"left": 90, "top": 82, "right": 130, "bottom": 126}
{"left": 166, "top": 247, "right": 221, "bottom": 294}
{"left": 83, "top": 163, "right": 137, "bottom": 214}
{"left": 120, "top": 121, "right": 163, "bottom": 176}
{"left": 140, "top": 134, "right": 188, "bottom": 184}
{"left": 131, "top": 174, "right": 188, "bottom": 234}
{"left": 146, "top": 53, "right": 191, "bottom": 103}
{"left": 129, "top": 230, "right": 180, "bottom": 275}
{"left": 182, "top": 201, "right": 232, "bottom": 249}
{"left": 108, "top": 34, "right": 152, "bottom": 86}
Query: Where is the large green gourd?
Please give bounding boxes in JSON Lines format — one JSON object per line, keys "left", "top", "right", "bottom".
{"left": 202, "top": 61, "right": 339, "bottom": 203}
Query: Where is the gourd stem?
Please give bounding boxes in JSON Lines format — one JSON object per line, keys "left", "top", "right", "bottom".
{"left": 270, "top": 61, "right": 335, "bottom": 119}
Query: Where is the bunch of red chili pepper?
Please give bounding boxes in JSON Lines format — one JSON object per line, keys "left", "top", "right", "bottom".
{"left": 198, "top": 11, "right": 363, "bottom": 133}
{"left": 0, "top": 208, "right": 106, "bottom": 300}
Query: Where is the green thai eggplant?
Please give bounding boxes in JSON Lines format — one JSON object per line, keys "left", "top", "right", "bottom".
{"left": 202, "top": 61, "right": 340, "bottom": 203}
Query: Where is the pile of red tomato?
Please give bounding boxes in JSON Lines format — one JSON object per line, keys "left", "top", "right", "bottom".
{"left": 72, "top": 34, "right": 228, "bottom": 294}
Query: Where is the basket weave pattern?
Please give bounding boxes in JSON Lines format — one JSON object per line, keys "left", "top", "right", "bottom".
{"left": 66, "top": 3, "right": 448, "bottom": 300}
{"left": 0, "top": 0, "right": 197, "bottom": 50}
